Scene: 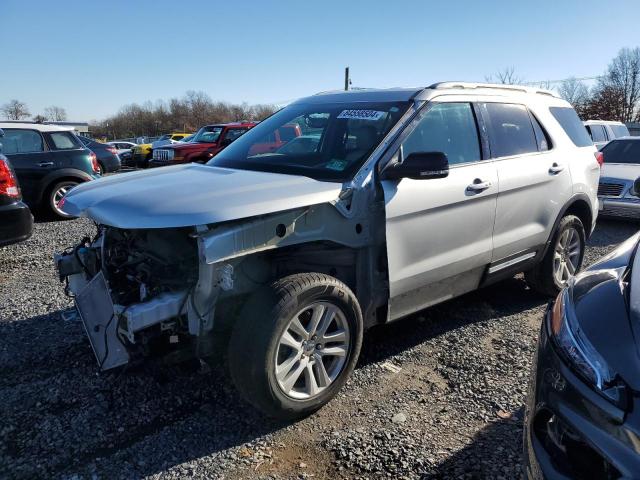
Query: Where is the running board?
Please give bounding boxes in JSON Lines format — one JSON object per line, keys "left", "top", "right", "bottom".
{"left": 487, "top": 251, "right": 537, "bottom": 274}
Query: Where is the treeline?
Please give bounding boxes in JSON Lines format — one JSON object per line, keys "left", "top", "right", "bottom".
{"left": 554, "top": 47, "right": 640, "bottom": 122}
{"left": 92, "top": 91, "right": 278, "bottom": 139}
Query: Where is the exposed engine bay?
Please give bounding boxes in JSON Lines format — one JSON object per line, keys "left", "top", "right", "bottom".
{"left": 102, "top": 228, "right": 198, "bottom": 305}
{"left": 55, "top": 225, "right": 234, "bottom": 370}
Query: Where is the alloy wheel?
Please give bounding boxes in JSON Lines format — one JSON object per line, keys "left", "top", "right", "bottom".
{"left": 553, "top": 227, "right": 581, "bottom": 285}
{"left": 51, "top": 182, "right": 77, "bottom": 218}
{"left": 274, "top": 301, "right": 350, "bottom": 400}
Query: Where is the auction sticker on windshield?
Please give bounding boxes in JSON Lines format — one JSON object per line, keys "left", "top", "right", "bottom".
{"left": 337, "top": 109, "right": 385, "bottom": 121}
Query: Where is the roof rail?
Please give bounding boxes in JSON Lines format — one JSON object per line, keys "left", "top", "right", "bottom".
{"left": 428, "top": 82, "right": 557, "bottom": 98}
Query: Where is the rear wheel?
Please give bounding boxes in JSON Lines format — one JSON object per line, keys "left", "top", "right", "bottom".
{"left": 47, "top": 180, "right": 79, "bottom": 219}
{"left": 526, "top": 215, "right": 585, "bottom": 296}
{"left": 228, "top": 273, "right": 363, "bottom": 420}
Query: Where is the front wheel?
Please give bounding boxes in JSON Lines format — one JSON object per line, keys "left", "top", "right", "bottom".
{"left": 228, "top": 273, "right": 363, "bottom": 420}
{"left": 526, "top": 215, "right": 585, "bottom": 296}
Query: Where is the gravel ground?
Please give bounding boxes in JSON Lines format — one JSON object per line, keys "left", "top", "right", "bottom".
{"left": 1, "top": 217, "right": 637, "bottom": 480}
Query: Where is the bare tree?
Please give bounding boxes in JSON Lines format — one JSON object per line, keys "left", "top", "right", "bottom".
{"left": 557, "top": 77, "right": 590, "bottom": 116}
{"left": 95, "top": 91, "right": 277, "bottom": 139}
{"left": 485, "top": 66, "right": 524, "bottom": 85}
{"left": 44, "top": 106, "right": 68, "bottom": 122}
{"left": 1, "top": 99, "right": 30, "bottom": 120}
{"left": 33, "top": 114, "right": 48, "bottom": 123}
{"left": 601, "top": 47, "right": 640, "bottom": 122}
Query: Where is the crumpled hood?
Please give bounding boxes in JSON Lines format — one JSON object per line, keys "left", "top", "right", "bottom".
{"left": 61, "top": 164, "right": 342, "bottom": 228}
{"left": 601, "top": 163, "right": 640, "bottom": 182}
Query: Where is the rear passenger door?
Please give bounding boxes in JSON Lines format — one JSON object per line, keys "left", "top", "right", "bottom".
{"left": 382, "top": 101, "right": 498, "bottom": 320}
{"left": 481, "top": 102, "right": 573, "bottom": 265}
{"left": 2, "top": 128, "right": 52, "bottom": 204}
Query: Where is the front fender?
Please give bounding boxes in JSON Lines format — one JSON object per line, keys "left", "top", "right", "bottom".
{"left": 198, "top": 204, "right": 370, "bottom": 264}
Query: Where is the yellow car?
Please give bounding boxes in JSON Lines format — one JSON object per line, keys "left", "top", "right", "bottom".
{"left": 133, "top": 133, "right": 191, "bottom": 168}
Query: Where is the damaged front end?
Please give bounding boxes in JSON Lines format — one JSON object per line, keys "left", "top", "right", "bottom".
{"left": 55, "top": 225, "right": 235, "bottom": 370}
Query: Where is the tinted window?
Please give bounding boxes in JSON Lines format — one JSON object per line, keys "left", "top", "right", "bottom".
{"left": 588, "top": 125, "right": 607, "bottom": 142}
{"left": 48, "top": 131, "right": 81, "bottom": 150}
{"left": 402, "top": 102, "right": 481, "bottom": 165}
{"left": 484, "top": 103, "right": 538, "bottom": 157}
{"left": 1, "top": 129, "right": 44, "bottom": 154}
{"left": 610, "top": 124, "right": 630, "bottom": 138}
{"left": 549, "top": 107, "right": 592, "bottom": 147}
{"left": 530, "top": 114, "right": 551, "bottom": 151}
{"left": 601, "top": 140, "right": 640, "bottom": 164}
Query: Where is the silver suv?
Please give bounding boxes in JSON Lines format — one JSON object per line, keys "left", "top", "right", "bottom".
{"left": 55, "top": 82, "right": 600, "bottom": 418}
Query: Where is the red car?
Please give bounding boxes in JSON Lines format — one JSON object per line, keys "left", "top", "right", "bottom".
{"left": 150, "top": 122, "right": 302, "bottom": 167}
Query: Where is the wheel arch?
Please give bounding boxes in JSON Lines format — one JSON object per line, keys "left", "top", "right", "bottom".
{"left": 541, "top": 194, "right": 594, "bottom": 259}
{"left": 36, "top": 169, "right": 93, "bottom": 206}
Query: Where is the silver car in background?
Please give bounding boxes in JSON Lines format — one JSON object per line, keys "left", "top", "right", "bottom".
{"left": 54, "top": 83, "right": 600, "bottom": 419}
{"left": 598, "top": 137, "right": 640, "bottom": 219}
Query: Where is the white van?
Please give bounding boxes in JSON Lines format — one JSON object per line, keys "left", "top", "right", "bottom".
{"left": 584, "top": 120, "right": 630, "bottom": 150}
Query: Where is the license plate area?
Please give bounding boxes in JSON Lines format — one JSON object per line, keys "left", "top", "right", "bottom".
{"left": 75, "top": 271, "right": 129, "bottom": 370}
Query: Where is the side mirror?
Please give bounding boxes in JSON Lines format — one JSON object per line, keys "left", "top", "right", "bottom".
{"left": 634, "top": 177, "right": 640, "bottom": 197}
{"left": 382, "top": 151, "right": 449, "bottom": 180}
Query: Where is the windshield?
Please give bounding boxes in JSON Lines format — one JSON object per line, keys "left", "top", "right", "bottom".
{"left": 209, "top": 101, "right": 410, "bottom": 182}
{"left": 602, "top": 140, "right": 640, "bottom": 164}
{"left": 194, "top": 126, "right": 224, "bottom": 143}
{"left": 158, "top": 134, "right": 171, "bottom": 141}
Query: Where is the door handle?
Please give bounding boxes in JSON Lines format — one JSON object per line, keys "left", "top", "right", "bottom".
{"left": 467, "top": 179, "right": 492, "bottom": 192}
{"left": 549, "top": 163, "right": 564, "bottom": 174}
{"left": 38, "top": 162, "right": 54, "bottom": 167}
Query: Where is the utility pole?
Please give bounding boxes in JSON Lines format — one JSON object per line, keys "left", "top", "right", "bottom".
{"left": 344, "top": 67, "right": 350, "bottom": 91}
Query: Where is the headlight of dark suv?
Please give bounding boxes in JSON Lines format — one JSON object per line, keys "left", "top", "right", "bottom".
{"left": 548, "top": 284, "right": 629, "bottom": 408}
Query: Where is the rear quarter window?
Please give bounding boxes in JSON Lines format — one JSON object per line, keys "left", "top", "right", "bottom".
{"left": 549, "top": 107, "right": 593, "bottom": 147}
{"left": 48, "top": 131, "right": 81, "bottom": 150}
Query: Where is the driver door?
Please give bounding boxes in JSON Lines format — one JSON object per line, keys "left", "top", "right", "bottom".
{"left": 381, "top": 101, "right": 498, "bottom": 320}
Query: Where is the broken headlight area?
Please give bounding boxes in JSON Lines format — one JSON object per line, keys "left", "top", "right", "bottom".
{"left": 55, "top": 226, "right": 215, "bottom": 371}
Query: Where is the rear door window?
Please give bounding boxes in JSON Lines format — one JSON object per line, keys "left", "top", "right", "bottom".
{"left": 47, "top": 131, "right": 81, "bottom": 150}
{"left": 483, "top": 103, "right": 538, "bottom": 157}
{"left": 549, "top": 107, "right": 593, "bottom": 147}
{"left": 402, "top": 102, "right": 482, "bottom": 166}
{"left": 1, "top": 129, "right": 44, "bottom": 154}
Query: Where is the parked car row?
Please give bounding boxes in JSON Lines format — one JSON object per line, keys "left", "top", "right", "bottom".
{"left": 0, "top": 122, "right": 101, "bottom": 222}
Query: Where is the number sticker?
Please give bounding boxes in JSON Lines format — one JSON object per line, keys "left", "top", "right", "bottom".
{"left": 337, "top": 109, "right": 385, "bottom": 121}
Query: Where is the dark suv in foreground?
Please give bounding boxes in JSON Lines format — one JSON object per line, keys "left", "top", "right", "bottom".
{"left": 0, "top": 129, "right": 33, "bottom": 246}
{"left": 0, "top": 122, "right": 100, "bottom": 218}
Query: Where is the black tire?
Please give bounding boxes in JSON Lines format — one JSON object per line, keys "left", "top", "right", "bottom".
{"left": 228, "top": 273, "right": 363, "bottom": 420}
{"left": 526, "top": 215, "right": 585, "bottom": 296}
{"left": 46, "top": 180, "right": 79, "bottom": 219}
